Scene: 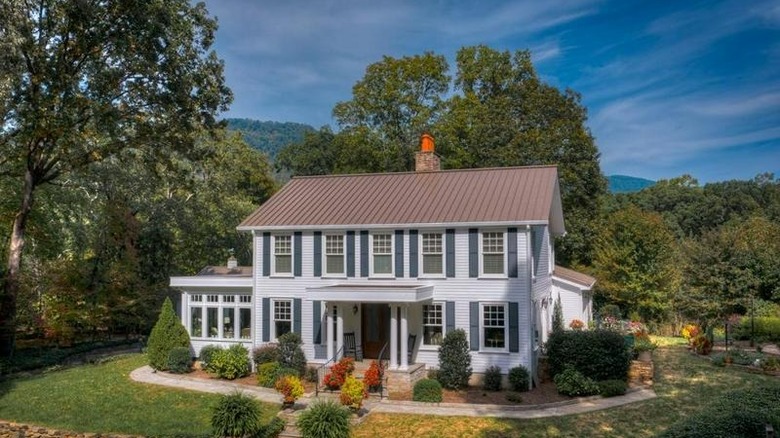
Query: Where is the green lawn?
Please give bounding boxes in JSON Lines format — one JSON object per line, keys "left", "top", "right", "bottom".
{"left": 354, "top": 344, "right": 779, "bottom": 437}
{"left": 0, "top": 354, "right": 278, "bottom": 436}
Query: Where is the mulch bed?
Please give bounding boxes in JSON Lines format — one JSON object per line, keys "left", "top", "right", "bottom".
{"left": 389, "top": 380, "right": 569, "bottom": 405}
{"left": 188, "top": 367, "right": 318, "bottom": 393}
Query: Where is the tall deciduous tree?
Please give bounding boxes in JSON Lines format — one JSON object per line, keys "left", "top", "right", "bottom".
{"left": 0, "top": 0, "right": 232, "bottom": 356}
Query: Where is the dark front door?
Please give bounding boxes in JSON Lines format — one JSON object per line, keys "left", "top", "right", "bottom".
{"left": 362, "top": 303, "right": 390, "bottom": 358}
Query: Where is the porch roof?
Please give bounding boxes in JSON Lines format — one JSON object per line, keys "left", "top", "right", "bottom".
{"left": 306, "top": 282, "right": 434, "bottom": 303}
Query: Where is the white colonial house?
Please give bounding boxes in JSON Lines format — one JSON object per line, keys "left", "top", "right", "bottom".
{"left": 170, "top": 134, "right": 595, "bottom": 385}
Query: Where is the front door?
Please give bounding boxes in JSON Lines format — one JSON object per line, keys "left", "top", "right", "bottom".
{"left": 361, "top": 303, "right": 390, "bottom": 358}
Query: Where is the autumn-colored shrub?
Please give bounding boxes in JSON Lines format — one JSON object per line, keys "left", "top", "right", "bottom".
{"left": 692, "top": 335, "right": 712, "bottom": 355}
{"left": 682, "top": 324, "right": 700, "bottom": 341}
{"left": 569, "top": 319, "right": 585, "bottom": 330}
{"left": 339, "top": 375, "right": 367, "bottom": 410}
{"left": 275, "top": 375, "right": 304, "bottom": 405}
{"left": 363, "top": 360, "right": 383, "bottom": 391}
{"left": 322, "top": 357, "right": 354, "bottom": 390}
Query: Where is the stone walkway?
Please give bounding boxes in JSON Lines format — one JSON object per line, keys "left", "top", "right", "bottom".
{"left": 130, "top": 366, "right": 657, "bottom": 419}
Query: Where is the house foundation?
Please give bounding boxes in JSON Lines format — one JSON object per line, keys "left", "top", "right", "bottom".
{"left": 385, "top": 363, "right": 426, "bottom": 394}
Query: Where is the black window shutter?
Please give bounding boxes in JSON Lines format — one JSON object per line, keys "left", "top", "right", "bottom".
{"left": 262, "top": 232, "right": 271, "bottom": 277}
{"left": 469, "top": 302, "right": 479, "bottom": 351}
{"left": 468, "top": 228, "right": 478, "bottom": 278}
{"left": 509, "top": 302, "right": 519, "bottom": 352}
{"left": 293, "top": 298, "right": 302, "bottom": 335}
{"left": 313, "top": 232, "right": 322, "bottom": 277}
{"left": 409, "top": 230, "right": 418, "bottom": 277}
{"left": 446, "top": 229, "right": 455, "bottom": 277}
{"left": 313, "top": 300, "right": 322, "bottom": 344}
{"left": 446, "top": 301, "right": 455, "bottom": 333}
{"left": 262, "top": 297, "right": 270, "bottom": 342}
{"left": 294, "top": 232, "right": 302, "bottom": 277}
{"left": 508, "top": 228, "right": 518, "bottom": 278}
{"left": 346, "top": 231, "right": 355, "bottom": 277}
{"left": 360, "top": 231, "right": 369, "bottom": 277}
{"left": 394, "top": 230, "right": 404, "bottom": 278}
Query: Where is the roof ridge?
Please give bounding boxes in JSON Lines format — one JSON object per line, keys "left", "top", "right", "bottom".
{"left": 289, "top": 164, "right": 559, "bottom": 180}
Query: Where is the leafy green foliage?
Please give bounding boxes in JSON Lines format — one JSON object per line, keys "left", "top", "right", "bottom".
{"left": 252, "top": 345, "right": 280, "bottom": 366}
{"left": 552, "top": 297, "right": 564, "bottom": 333}
{"left": 296, "top": 400, "right": 351, "bottom": 438}
{"left": 256, "top": 362, "right": 282, "bottom": 388}
{"left": 598, "top": 380, "right": 628, "bottom": 397}
{"left": 508, "top": 366, "right": 530, "bottom": 392}
{"left": 437, "top": 329, "right": 472, "bottom": 390}
{"left": 258, "top": 417, "right": 286, "bottom": 438}
{"left": 553, "top": 366, "right": 600, "bottom": 397}
{"left": 413, "top": 378, "right": 443, "bottom": 403}
{"left": 147, "top": 298, "right": 191, "bottom": 370}
{"left": 483, "top": 366, "right": 502, "bottom": 391}
{"left": 199, "top": 345, "right": 223, "bottom": 369}
{"left": 546, "top": 330, "right": 631, "bottom": 381}
{"left": 166, "top": 347, "right": 193, "bottom": 374}
{"left": 207, "top": 344, "right": 250, "bottom": 380}
{"left": 277, "top": 332, "right": 307, "bottom": 376}
{"left": 211, "top": 391, "right": 262, "bottom": 438}
{"left": 0, "top": 339, "right": 138, "bottom": 375}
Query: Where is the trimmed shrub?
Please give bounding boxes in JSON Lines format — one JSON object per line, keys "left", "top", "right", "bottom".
{"left": 258, "top": 417, "right": 285, "bottom": 438}
{"left": 147, "top": 298, "right": 191, "bottom": 371}
{"left": 553, "top": 366, "right": 599, "bottom": 396}
{"left": 257, "top": 362, "right": 282, "bottom": 388}
{"left": 297, "top": 400, "right": 351, "bottom": 438}
{"left": 208, "top": 344, "right": 250, "bottom": 380}
{"left": 339, "top": 375, "right": 367, "bottom": 410}
{"left": 211, "top": 391, "right": 261, "bottom": 438}
{"left": 277, "top": 333, "right": 307, "bottom": 376}
{"left": 304, "top": 365, "right": 319, "bottom": 383}
{"left": 734, "top": 317, "right": 780, "bottom": 342}
{"left": 483, "top": 365, "right": 502, "bottom": 391}
{"left": 413, "top": 378, "right": 443, "bottom": 403}
{"left": 660, "top": 385, "right": 780, "bottom": 437}
{"left": 691, "top": 335, "right": 712, "bottom": 355}
{"left": 508, "top": 365, "right": 530, "bottom": 392}
{"left": 437, "top": 329, "right": 472, "bottom": 390}
{"left": 363, "top": 360, "right": 382, "bottom": 391}
{"left": 598, "top": 379, "right": 627, "bottom": 397}
{"left": 322, "top": 357, "right": 354, "bottom": 390}
{"left": 199, "top": 345, "right": 222, "bottom": 369}
{"left": 166, "top": 347, "right": 192, "bottom": 374}
{"left": 546, "top": 329, "right": 631, "bottom": 381}
{"left": 252, "top": 344, "right": 279, "bottom": 366}
{"left": 275, "top": 375, "right": 305, "bottom": 405}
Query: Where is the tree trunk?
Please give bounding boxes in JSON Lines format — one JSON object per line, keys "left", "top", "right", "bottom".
{"left": 0, "top": 169, "right": 36, "bottom": 358}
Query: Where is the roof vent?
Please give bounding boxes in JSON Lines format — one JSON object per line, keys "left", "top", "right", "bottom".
{"left": 415, "top": 133, "right": 440, "bottom": 172}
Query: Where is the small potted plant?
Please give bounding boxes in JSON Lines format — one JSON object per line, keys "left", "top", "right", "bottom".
{"left": 634, "top": 337, "right": 657, "bottom": 362}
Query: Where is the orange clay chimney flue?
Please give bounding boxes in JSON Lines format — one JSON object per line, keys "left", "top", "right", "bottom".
{"left": 415, "top": 132, "right": 441, "bottom": 172}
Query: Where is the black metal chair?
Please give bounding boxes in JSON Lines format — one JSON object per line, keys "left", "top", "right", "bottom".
{"left": 343, "top": 332, "right": 363, "bottom": 361}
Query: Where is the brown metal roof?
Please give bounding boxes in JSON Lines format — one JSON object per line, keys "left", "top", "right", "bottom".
{"left": 238, "top": 166, "right": 563, "bottom": 230}
{"left": 197, "top": 266, "right": 253, "bottom": 277}
{"left": 553, "top": 265, "right": 596, "bottom": 288}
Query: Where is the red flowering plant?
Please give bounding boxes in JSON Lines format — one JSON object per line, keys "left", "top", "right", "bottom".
{"left": 569, "top": 319, "right": 585, "bottom": 331}
{"left": 322, "top": 357, "right": 355, "bottom": 390}
{"left": 363, "top": 360, "right": 383, "bottom": 392}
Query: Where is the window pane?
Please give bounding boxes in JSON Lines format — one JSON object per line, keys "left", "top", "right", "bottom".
{"left": 325, "top": 235, "right": 343, "bottom": 255}
{"left": 276, "top": 321, "right": 291, "bottom": 338}
{"left": 484, "top": 327, "right": 505, "bottom": 348}
{"left": 239, "top": 308, "right": 251, "bottom": 339}
{"left": 422, "top": 233, "right": 442, "bottom": 254}
{"left": 374, "top": 254, "right": 392, "bottom": 274}
{"left": 276, "top": 255, "right": 292, "bottom": 273}
{"left": 275, "top": 235, "right": 292, "bottom": 254}
{"left": 483, "top": 254, "right": 504, "bottom": 274}
{"left": 424, "top": 326, "right": 443, "bottom": 345}
{"left": 483, "top": 305, "right": 506, "bottom": 349}
{"left": 483, "top": 232, "right": 504, "bottom": 252}
{"left": 222, "top": 308, "right": 235, "bottom": 339}
{"left": 207, "top": 308, "right": 218, "bottom": 338}
{"left": 326, "top": 255, "right": 344, "bottom": 274}
{"left": 224, "top": 295, "right": 235, "bottom": 303}
{"left": 190, "top": 307, "right": 202, "bottom": 337}
{"left": 373, "top": 234, "right": 392, "bottom": 254}
{"left": 423, "top": 254, "right": 443, "bottom": 274}
{"left": 423, "top": 304, "right": 443, "bottom": 346}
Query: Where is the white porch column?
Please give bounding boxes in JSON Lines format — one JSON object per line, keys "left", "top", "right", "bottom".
{"left": 389, "top": 304, "right": 398, "bottom": 369}
{"left": 336, "top": 305, "right": 344, "bottom": 359}
{"left": 400, "top": 304, "right": 409, "bottom": 370}
{"left": 326, "top": 302, "right": 334, "bottom": 360}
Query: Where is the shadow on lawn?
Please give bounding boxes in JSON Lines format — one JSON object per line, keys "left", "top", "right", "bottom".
{"left": 0, "top": 377, "right": 16, "bottom": 399}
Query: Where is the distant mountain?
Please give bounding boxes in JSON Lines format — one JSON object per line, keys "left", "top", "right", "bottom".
{"left": 608, "top": 175, "right": 656, "bottom": 193}
{"left": 226, "top": 118, "right": 314, "bottom": 160}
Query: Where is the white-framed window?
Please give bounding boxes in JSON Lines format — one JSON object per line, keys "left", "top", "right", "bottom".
{"left": 273, "top": 234, "right": 293, "bottom": 275}
{"left": 272, "top": 299, "right": 292, "bottom": 340}
{"left": 421, "top": 232, "right": 444, "bottom": 276}
{"left": 324, "top": 234, "right": 345, "bottom": 275}
{"left": 371, "top": 233, "right": 393, "bottom": 276}
{"left": 189, "top": 293, "right": 252, "bottom": 340}
{"left": 481, "top": 303, "right": 508, "bottom": 351}
{"left": 422, "top": 303, "right": 444, "bottom": 346}
{"left": 480, "top": 231, "right": 506, "bottom": 276}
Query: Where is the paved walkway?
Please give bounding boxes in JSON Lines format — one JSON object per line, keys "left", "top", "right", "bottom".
{"left": 130, "top": 366, "right": 657, "bottom": 419}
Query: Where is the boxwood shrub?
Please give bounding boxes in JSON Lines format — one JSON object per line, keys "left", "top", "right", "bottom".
{"left": 252, "top": 344, "right": 279, "bottom": 366}
{"left": 598, "top": 379, "right": 628, "bottom": 397}
{"left": 413, "top": 378, "right": 443, "bottom": 403}
{"left": 166, "top": 347, "right": 193, "bottom": 374}
{"left": 508, "top": 365, "right": 530, "bottom": 392}
{"left": 546, "top": 329, "right": 631, "bottom": 381}
{"left": 553, "top": 366, "right": 599, "bottom": 396}
{"left": 199, "top": 344, "right": 222, "bottom": 369}
{"left": 483, "top": 366, "right": 502, "bottom": 391}
{"left": 208, "top": 344, "right": 250, "bottom": 380}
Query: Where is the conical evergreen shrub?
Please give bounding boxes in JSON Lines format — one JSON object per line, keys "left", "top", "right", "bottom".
{"left": 147, "top": 297, "right": 190, "bottom": 370}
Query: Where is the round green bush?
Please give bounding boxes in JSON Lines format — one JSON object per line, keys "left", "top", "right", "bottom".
{"left": 553, "top": 366, "right": 599, "bottom": 397}
{"left": 296, "top": 400, "right": 351, "bottom": 438}
{"left": 598, "top": 379, "right": 627, "bottom": 397}
{"left": 482, "top": 365, "right": 502, "bottom": 391}
{"left": 277, "top": 332, "right": 307, "bottom": 376}
{"left": 256, "top": 362, "right": 282, "bottom": 388}
{"left": 208, "top": 344, "right": 250, "bottom": 380}
{"left": 252, "top": 344, "right": 279, "bottom": 366}
{"left": 508, "top": 365, "right": 530, "bottom": 392}
{"left": 166, "top": 346, "right": 193, "bottom": 374}
{"left": 437, "top": 329, "right": 472, "bottom": 390}
{"left": 413, "top": 378, "right": 443, "bottom": 403}
{"left": 211, "top": 391, "right": 261, "bottom": 438}
{"left": 147, "top": 297, "right": 191, "bottom": 371}
{"left": 199, "top": 345, "right": 222, "bottom": 369}
{"left": 546, "top": 330, "right": 631, "bottom": 381}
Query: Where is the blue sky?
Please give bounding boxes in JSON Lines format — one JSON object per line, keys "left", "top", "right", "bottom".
{"left": 202, "top": 0, "right": 780, "bottom": 183}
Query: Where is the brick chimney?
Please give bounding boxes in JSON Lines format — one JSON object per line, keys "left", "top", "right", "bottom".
{"left": 415, "top": 133, "right": 440, "bottom": 172}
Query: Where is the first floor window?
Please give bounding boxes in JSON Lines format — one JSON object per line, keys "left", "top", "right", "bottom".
{"left": 482, "top": 304, "right": 507, "bottom": 350}
{"left": 482, "top": 231, "right": 505, "bottom": 275}
{"left": 191, "top": 307, "right": 203, "bottom": 337}
{"left": 421, "top": 233, "right": 443, "bottom": 275}
{"left": 207, "top": 307, "right": 219, "bottom": 338}
{"left": 274, "top": 300, "right": 292, "bottom": 339}
{"left": 222, "top": 308, "right": 235, "bottom": 338}
{"left": 422, "top": 304, "right": 443, "bottom": 346}
{"left": 274, "top": 235, "right": 292, "bottom": 274}
{"left": 240, "top": 308, "right": 251, "bottom": 339}
{"left": 325, "top": 234, "right": 344, "bottom": 275}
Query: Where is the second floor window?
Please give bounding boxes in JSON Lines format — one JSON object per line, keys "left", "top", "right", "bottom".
{"left": 325, "top": 234, "right": 345, "bottom": 275}
{"left": 422, "top": 233, "right": 443, "bottom": 275}
{"left": 372, "top": 233, "right": 392, "bottom": 275}
{"left": 482, "top": 232, "right": 505, "bottom": 275}
{"left": 274, "top": 235, "right": 292, "bottom": 274}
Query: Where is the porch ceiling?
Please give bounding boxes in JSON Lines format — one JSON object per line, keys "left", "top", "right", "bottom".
{"left": 306, "top": 282, "right": 434, "bottom": 303}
